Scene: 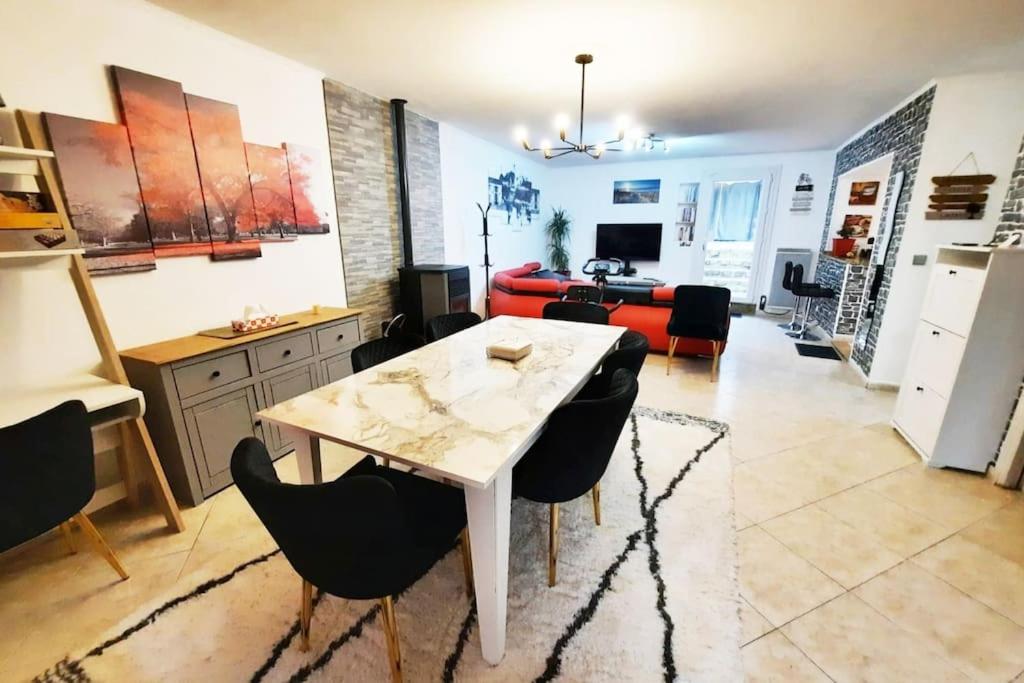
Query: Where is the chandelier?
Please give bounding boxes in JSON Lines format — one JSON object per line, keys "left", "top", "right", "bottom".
{"left": 517, "top": 54, "right": 670, "bottom": 160}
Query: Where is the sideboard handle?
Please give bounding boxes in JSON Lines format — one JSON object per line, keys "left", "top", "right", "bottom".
{"left": 283, "top": 349, "right": 292, "bottom": 357}
{"left": 210, "top": 370, "right": 221, "bottom": 379}
{"left": 948, "top": 269, "right": 957, "bottom": 275}
{"left": 916, "top": 386, "right": 924, "bottom": 392}
{"left": 337, "top": 333, "right": 345, "bottom": 340}
{"left": 253, "top": 419, "right": 262, "bottom": 428}
{"left": 931, "top": 330, "right": 940, "bottom": 336}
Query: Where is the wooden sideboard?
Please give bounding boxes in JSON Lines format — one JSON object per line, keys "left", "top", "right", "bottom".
{"left": 120, "top": 307, "right": 363, "bottom": 505}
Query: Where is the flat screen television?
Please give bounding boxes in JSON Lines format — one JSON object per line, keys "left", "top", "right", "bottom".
{"left": 595, "top": 223, "right": 663, "bottom": 263}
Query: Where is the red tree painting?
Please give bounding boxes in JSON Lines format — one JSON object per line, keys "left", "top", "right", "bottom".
{"left": 185, "top": 94, "right": 261, "bottom": 260}
{"left": 112, "top": 66, "right": 211, "bottom": 256}
{"left": 284, "top": 143, "right": 330, "bottom": 234}
{"left": 44, "top": 113, "right": 155, "bottom": 274}
{"left": 245, "top": 143, "right": 298, "bottom": 240}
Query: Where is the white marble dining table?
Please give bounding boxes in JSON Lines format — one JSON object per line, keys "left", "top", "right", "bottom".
{"left": 257, "top": 314, "right": 626, "bottom": 665}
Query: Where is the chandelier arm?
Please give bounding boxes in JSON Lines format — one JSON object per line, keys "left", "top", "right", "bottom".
{"left": 548, "top": 149, "right": 576, "bottom": 159}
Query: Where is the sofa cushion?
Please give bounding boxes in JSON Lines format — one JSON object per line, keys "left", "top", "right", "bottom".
{"left": 531, "top": 269, "right": 569, "bottom": 282}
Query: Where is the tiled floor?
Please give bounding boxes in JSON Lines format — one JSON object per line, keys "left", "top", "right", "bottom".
{"left": 1, "top": 314, "right": 1021, "bottom": 682}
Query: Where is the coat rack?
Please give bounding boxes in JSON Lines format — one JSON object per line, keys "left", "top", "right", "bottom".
{"left": 476, "top": 201, "right": 493, "bottom": 319}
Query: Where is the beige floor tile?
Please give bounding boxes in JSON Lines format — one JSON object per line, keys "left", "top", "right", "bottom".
{"left": 856, "top": 562, "right": 1024, "bottom": 682}
{"left": 867, "top": 466, "right": 1017, "bottom": 529}
{"left": 741, "top": 630, "right": 829, "bottom": 682}
{"left": 739, "top": 446, "right": 855, "bottom": 507}
{"left": 817, "top": 484, "right": 953, "bottom": 557}
{"left": 733, "top": 467, "right": 806, "bottom": 523}
{"left": 737, "top": 526, "right": 844, "bottom": 627}
{"left": 735, "top": 509, "right": 756, "bottom": 531}
{"left": 783, "top": 592, "right": 971, "bottom": 682}
{"left": 740, "top": 597, "right": 774, "bottom": 645}
{"left": 761, "top": 505, "right": 902, "bottom": 589}
{"left": 960, "top": 501, "right": 1024, "bottom": 567}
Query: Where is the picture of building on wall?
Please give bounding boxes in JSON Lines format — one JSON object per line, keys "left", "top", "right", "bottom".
{"left": 284, "top": 143, "right": 330, "bottom": 234}
{"left": 613, "top": 178, "right": 661, "bottom": 204}
{"left": 185, "top": 94, "right": 262, "bottom": 261}
{"left": 44, "top": 112, "right": 156, "bottom": 275}
{"left": 487, "top": 168, "right": 540, "bottom": 227}
{"left": 843, "top": 214, "right": 873, "bottom": 237}
{"left": 849, "top": 181, "right": 880, "bottom": 205}
{"left": 112, "top": 66, "right": 211, "bottom": 256}
{"left": 245, "top": 143, "right": 298, "bottom": 240}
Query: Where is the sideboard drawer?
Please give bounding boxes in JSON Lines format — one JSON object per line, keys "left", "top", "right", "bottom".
{"left": 316, "top": 318, "right": 360, "bottom": 356}
{"left": 905, "top": 321, "right": 966, "bottom": 399}
{"left": 920, "top": 265, "right": 984, "bottom": 336}
{"left": 255, "top": 332, "right": 314, "bottom": 373}
{"left": 173, "top": 351, "right": 252, "bottom": 399}
{"left": 895, "top": 378, "right": 946, "bottom": 458}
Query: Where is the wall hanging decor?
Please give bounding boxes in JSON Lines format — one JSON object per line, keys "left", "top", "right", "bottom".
{"left": 43, "top": 113, "right": 156, "bottom": 274}
{"left": 849, "top": 181, "right": 880, "bottom": 205}
{"left": 927, "top": 153, "right": 995, "bottom": 220}
{"left": 487, "top": 168, "right": 539, "bottom": 228}
{"left": 112, "top": 66, "right": 212, "bottom": 256}
{"left": 790, "top": 173, "right": 814, "bottom": 213}
{"left": 245, "top": 143, "right": 299, "bottom": 240}
{"left": 184, "top": 94, "right": 261, "bottom": 261}
{"left": 284, "top": 143, "right": 330, "bottom": 234}
{"left": 613, "top": 178, "right": 660, "bottom": 204}
{"left": 676, "top": 182, "right": 699, "bottom": 245}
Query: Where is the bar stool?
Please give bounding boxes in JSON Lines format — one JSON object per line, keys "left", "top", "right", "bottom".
{"left": 787, "top": 264, "right": 834, "bottom": 339}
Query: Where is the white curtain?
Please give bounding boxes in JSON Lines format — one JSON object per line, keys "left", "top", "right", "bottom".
{"left": 708, "top": 180, "right": 762, "bottom": 242}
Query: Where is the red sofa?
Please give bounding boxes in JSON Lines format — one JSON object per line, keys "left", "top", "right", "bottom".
{"left": 491, "top": 262, "right": 724, "bottom": 356}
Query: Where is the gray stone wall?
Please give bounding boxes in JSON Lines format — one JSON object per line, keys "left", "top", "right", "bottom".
{"left": 815, "top": 87, "right": 936, "bottom": 376}
{"left": 322, "top": 79, "right": 444, "bottom": 338}
{"left": 839, "top": 264, "right": 868, "bottom": 336}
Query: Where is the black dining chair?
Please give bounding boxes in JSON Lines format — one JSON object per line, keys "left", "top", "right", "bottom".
{"left": 787, "top": 264, "right": 835, "bottom": 340}
{"left": 0, "top": 400, "right": 128, "bottom": 580}
{"left": 425, "top": 312, "right": 482, "bottom": 342}
{"left": 542, "top": 300, "right": 610, "bottom": 325}
{"left": 351, "top": 335, "right": 425, "bottom": 373}
{"left": 231, "top": 438, "right": 471, "bottom": 682}
{"left": 513, "top": 368, "right": 639, "bottom": 586}
{"left": 577, "top": 330, "right": 649, "bottom": 400}
{"left": 665, "top": 285, "right": 731, "bottom": 382}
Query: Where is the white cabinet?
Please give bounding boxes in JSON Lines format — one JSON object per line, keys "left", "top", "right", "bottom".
{"left": 893, "top": 246, "right": 1024, "bottom": 472}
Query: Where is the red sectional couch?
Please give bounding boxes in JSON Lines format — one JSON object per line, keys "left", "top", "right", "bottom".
{"left": 491, "top": 262, "right": 724, "bottom": 356}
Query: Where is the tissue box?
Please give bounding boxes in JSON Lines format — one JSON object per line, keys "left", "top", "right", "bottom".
{"left": 231, "top": 313, "right": 279, "bottom": 333}
{"left": 486, "top": 338, "right": 533, "bottom": 362}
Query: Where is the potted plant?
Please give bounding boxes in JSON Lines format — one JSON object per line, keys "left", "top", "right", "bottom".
{"left": 832, "top": 225, "right": 856, "bottom": 258}
{"left": 545, "top": 208, "right": 572, "bottom": 276}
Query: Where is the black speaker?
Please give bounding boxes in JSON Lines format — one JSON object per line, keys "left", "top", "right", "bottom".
{"left": 398, "top": 264, "right": 471, "bottom": 335}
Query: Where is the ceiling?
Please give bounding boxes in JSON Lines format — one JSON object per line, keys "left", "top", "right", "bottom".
{"left": 152, "top": 0, "right": 1024, "bottom": 165}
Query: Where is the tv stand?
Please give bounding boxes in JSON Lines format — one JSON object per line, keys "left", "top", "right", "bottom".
{"left": 621, "top": 259, "right": 637, "bottom": 277}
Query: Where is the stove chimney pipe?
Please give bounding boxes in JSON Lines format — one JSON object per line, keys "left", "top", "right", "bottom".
{"left": 390, "top": 98, "right": 414, "bottom": 267}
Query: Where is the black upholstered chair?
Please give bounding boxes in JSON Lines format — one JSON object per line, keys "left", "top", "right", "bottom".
{"left": 542, "top": 300, "right": 610, "bottom": 325}
{"left": 513, "top": 369, "right": 639, "bottom": 586}
{"left": 578, "top": 330, "right": 650, "bottom": 400}
{"left": 0, "top": 400, "right": 128, "bottom": 580}
{"left": 666, "top": 285, "right": 731, "bottom": 382}
{"left": 351, "top": 335, "right": 425, "bottom": 373}
{"left": 425, "top": 312, "right": 482, "bottom": 342}
{"left": 231, "top": 438, "right": 470, "bottom": 681}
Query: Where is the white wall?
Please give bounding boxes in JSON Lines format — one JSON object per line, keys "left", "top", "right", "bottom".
{"left": 0, "top": 0, "right": 344, "bottom": 388}
{"left": 439, "top": 123, "right": 552, "bottom": 315}
{"left": 870, "top": 71, "right": 1024, "bottom": 385}
{"left": 543, "top": 150, "right": 835, "bottom": 302}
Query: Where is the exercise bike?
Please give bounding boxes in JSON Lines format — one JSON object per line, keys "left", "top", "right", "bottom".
{"left": 561, "top": 258, "right": 625, "bottom": 313}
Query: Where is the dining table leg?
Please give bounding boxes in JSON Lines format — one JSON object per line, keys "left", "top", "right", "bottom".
{"left": 282, "top": 427, "right": 322, "bottom": 484}
{"left": 464, "top": 469, "right": 512, "bottom": 665}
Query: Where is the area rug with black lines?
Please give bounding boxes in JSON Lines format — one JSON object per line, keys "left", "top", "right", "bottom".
{"left": 36, "top": 406, "right": 741, "bottom": 682}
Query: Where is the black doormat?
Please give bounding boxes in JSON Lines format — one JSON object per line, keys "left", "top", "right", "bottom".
{"left": 795, "top": 343, "right": 843, "bottom": 361}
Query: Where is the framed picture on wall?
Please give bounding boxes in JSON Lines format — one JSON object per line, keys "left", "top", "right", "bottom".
{"left": 613, "top": 179, "right": 660, "bottom": 204}
{"left": 843, "top": 214, "right": 873, "bottom": 238}
{"left": 849, "top": 181, "right": 880, "bottom": 205}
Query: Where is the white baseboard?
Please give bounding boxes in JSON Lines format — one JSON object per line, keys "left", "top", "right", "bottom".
{"left": 850, "top": 356, "right": 899, "bottom": 391}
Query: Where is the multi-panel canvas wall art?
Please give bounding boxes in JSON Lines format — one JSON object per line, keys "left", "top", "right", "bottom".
{"left": 284, "top": 143, "right": 330, "bottom": 234}
{"left": 245, "top": 143, "right": 298, "bottom": 240}
{"left": 112, "top": 66, "right": 212, "bottom": 256}
{"left": 44, "top": 113, "right": 156, "bottom": 274}
{"left": 185, "top": 94, "right": 262, "bottom": 260}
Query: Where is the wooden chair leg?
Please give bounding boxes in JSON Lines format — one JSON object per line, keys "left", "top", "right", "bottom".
{"left": 58, "top": 521, "right": 77, "bottom": 554}
{"left": 299, "top": 578, "right": 313, "bottom": 652}
{"left": 382, "top": 457, "right": 390, "bottom": 469}
{"left": 591, "top": 482, "right": 601, "bottom": 526}
{"left": 380, "top": 595, "right": 403, "bottom": 682}
{"left": 548, "top": 503, "right": 560, "bottom": 587}
{"left": 73, "top": 512, "right": 128, "bottom": 580}
{"left": 711, "top": 341, "right": 721, "bottom": 383}
{"left": 666, "top": 336, "right": 678, "bottom": 375}
{"left": 459, "top": 528, "right": 474, "bottom": 597}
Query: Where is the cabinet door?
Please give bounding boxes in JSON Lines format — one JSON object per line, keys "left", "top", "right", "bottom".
{"left": 183, "top": 386, "right": 263, "bottom": 495}
{"left": 320, "top": 352, "right": 354, "bottom": 385}
{"left": 261, "top": 363, "right": 318, "bottom": 453}
{"left": 894, "top": 379, "right": 946, "bottom": 459}
{"left": 920, "top": 265, "right": 985, "bottom": 336}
